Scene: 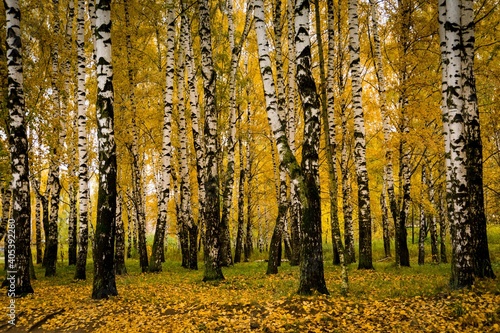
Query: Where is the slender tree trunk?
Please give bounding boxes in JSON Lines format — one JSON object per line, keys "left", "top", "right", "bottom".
{"left": 149, "top": 0, "right": 174, "bottom": 273}
{"left": 33, "top": 189, "right": 43, "bottom": 264}
{"left": 370, "top": 0, "right": 396, "bottom": 261}
{"left": 5, "top": 0, "right": 34, "bottom": 296}
{"left": 115, "top": 194, "right": 127, "bottom": 275}
{"left": 234, "top": 134, "right": 245, "bottom": 264}
{"left": 124, "top": 0, "right": 148, "bottom": 273}
{"left": 267, "top": 164, "right": 288, "bottom": 275}
{"left": 418, "top": 165, "right": 427, "bottom": 265}
{"left": 199, "top": 0, "right": 224, "bottom": 281}
{"left": 45, "top": 0, "right": 65, "bottom": 278}
{"left": 438, "top": 191, "right": 448, "bottom": 263}
{"left": 244, "top": 94, "right": 253, "bottom": 262}
{"left": 92, "top": 0, "right": 118, "bottom": 299}
{"left": 380, "top": 181, "right": 391, "bottom": 258}
{"left": 348, "top": 0, "right": 373, "bottom": 270}
{"left": 425, "top": 158, "right": 439, "bottom": 263}
{"left": 74, "top": 0, "right": 90, "bottom": 281}
{"left": 181, "top": 0, "right": 206, "bottom": 252}
{"left": 178, "top": 46, "right": 198, "bottom": 270}
{"left": 287, "top": 0, "right": 301, "bottom": 268}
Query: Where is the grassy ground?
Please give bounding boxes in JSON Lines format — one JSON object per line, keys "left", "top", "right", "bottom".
{"left": 1, "top": 225, "right": 499, "bottom": 332}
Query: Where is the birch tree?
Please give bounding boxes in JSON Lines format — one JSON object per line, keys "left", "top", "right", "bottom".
{"left": 254, "top": 0, "right": 328, "bottom": 295}
{"left": 149, "top": 0, "right": 174, "bottom": 273}
{"left": 124, "top": 0, "right": 148, "bottom": 273}
{"left": 461, "top": 0, "right": 495, "bottom": 279}
{"left": 441, "top": 0, "right": 473, "bottom": 289}
{"left": 199, "top": 0, "right": 224, "bottom": 281}
{"left": 348, "top": 0, "right": 373, "bottom": 269}
{"left": 5, "top": 0, "right": 34, "bottom": 296}
{"left": 92, "top": 0, "right": 118, "bottom": 299}
{"left": 74, "top": 0, "right": 90, "bottom": 281}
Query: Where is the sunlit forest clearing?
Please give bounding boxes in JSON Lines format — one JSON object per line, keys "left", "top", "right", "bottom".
{"left": 2, "top": 227, "right": 500, "bottom": 332}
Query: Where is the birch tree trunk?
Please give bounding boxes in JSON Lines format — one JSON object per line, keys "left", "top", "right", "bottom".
{"left": 5, "top": 0, "right": 34, "bottom": 296}
{"left": 323, "top": 0, "right": 348, "bottom": 293}
{"left": 64, "top": 0, "right": 77, "bottom": 267}
{"left": 45, "top": 0, "right": 64, "bottom": 278}
{"left": 244, "top": 91, "right": 253, "bottom": 262}
{"left": 461, "top": 0, "right": 495, "bottom": 279}
{"left": 348, "top": 0, "right": 373, "bottom": 269}
{"left": 92, "top": 0, "right": 118, "bottom": 299}
{"left": 418, "top": 165, "right": 427, "bottom": 265}
{"left": 294, "top": 0, "right": 329, "bottom": 294}
{"left": 75, "top": 0, "right": 90, "bottom": 281}
{"left": 199, "top": 0, "right": 224, "bottom": 281}
{"left": 370, "top": 0, "right": 396, "bottom": 260}
{"left": 115, "top": 193, "right": 127, "bottom": 275}
{"left": 380, "top": 181, "right": 391, "bottom": 258}
{"left": 149, "top": 0, "right": 174, "bottom": 273}
{"left": 425, "top": 157, "right": 439, "bottom": 263}
{"left": 124, "top": 0, "right": 148, "bottom": 273}
{"left": 255, "top": 0, "right": 328, "bottom": 294}
{"left": 234, "top": 131, "right": 245, "bottom": 264}
{"left": 178, "top": 46, "right": 198, "bottom": 270}
{"left": 181, "top": 0, "right": 206, "bottom": 250}
{"left": 287, "top": 0, "right": 301, "bottom": 268}
{"left": 441, "top": 0, "right": 474, "bottom": 289}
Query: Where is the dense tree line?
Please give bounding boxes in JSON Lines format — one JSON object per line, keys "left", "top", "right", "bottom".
{"left": 1, "top": 0, "right": 498, "bottom": 299}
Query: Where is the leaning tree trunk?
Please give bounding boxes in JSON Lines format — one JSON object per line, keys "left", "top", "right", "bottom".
{"left": 92, "top": 0, "right": 118, "bottom": 300}
{"left": 255, "top": 0, "right": 328, "bottom": 295}
{"left": 348, "top": 0, "right": 373, "bottom": 270}
{"left": 441, "top": 0, "right": 474, "bottom": 289}
{"left": 461, "top": 0, "right": 495, "bottom": 279}
{"left": 5, "top": 0, "right": 34, "bottom": 296}
{"left": 322, "top": 0, "right": 349, "bottom": 293}
{"left": 199, "top": 0, "right": 224, "bottom": 281}
{"left": 75, "top": 0, "right": 90, "bottom": 281}
{"left": 149, "top": 0, "right": 174, "bottom": 273}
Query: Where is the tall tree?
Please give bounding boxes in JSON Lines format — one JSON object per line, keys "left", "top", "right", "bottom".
{"left": 287, "top": 0, "right": 301, "bottom": 268}
{"left": 324, "top": 0, "right": 348, "bottom": 294}
{"left": 4, "top": 0, "right": 34, "bottom": 296}
{"left": 461, "top": 0, "right": 495, "bottom": 279}
{"left": 149, "top": 0, "right": 174, "bottom": 273}
{"left": 348, "top": 0, "right": 373, "bottom": 269}
{"left": 92, "top": 0, "right": 118, "bottom": 299}
{"left": 124, "top": 0, "right": 148, "bottom": 273}
{"left": 199, "top": 0, "right": 224, "bottom": 282}
{"left": 440, "top": 0, "right": 473, "bottom": 289}
{"left": 45, "top": 0, "right": 65, "bottom": 278}
{"left": 369, "top": 0, "right": 396, "bottom": 260}
{"left": 74, "top": 0, "right": 90, "bottom": 281}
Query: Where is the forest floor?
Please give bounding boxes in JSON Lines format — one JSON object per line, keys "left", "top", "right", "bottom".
{"left": 1, "top": 226, "right": 500, "bottom": 332}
